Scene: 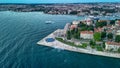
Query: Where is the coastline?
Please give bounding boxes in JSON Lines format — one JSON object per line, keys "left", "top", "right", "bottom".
{"left": 37, "top": 29, "right": 120, "bottom": 59}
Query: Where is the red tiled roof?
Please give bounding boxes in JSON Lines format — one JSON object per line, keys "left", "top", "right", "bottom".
{"left": 94, "top": 27, "right": 102, "bottom": 32}
{"left": 70, "top": 25, "right": 77, "bottom": 30}
{"left": 106, "top": 41, "right": 120, "bottom": 46}
{"left": 81, "top": 31, "right": 93, "bottom": 34}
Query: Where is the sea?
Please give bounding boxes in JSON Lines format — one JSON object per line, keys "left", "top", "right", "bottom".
{"left": 0, "top": 11, "right": 120, "bottom": 68}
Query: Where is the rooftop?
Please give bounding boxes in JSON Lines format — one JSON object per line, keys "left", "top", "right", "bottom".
{"left": 81, "top": 31, "right": 93, "bottom": 34}
{"left": 106, "top": 41, "right": 120, "bottom": 46}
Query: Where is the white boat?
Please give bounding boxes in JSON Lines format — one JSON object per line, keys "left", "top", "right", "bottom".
{"left": 45, "top": 21, "right": 54, "bottom": 24}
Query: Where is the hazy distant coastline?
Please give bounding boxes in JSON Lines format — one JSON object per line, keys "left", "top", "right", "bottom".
{"left": 0, "top": 3, "right": 120, "bottom": 16}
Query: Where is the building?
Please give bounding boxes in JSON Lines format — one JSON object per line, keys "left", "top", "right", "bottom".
{"left": 105, "top": 42, "right": 120, "bottom": 51}
{"left": 63, "top": 23, "right": 70, "bottom": 36}
{"left": 70, "top": 24, "right": 77, "bottom": 30}
{"left": 116, "top": 30, "right": 120, "bottom": 35}
{"left": 85, "top": 18, "right": 93, "bottom": 25}
{"left": 80, "top": 31, "right": 93, "bottom": 39}
{"left": 72, "top": 21, "right": 80, "bottom": 25}
{"left": 94, "top": 27, "right": 103, "bottom": 32}
{"left": 115, "top": 20, "right": 120, "bottom": 26}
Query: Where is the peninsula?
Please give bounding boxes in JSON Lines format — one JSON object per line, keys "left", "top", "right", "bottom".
{"left": 37, "top": 17, "right": 120, "bottom": 58}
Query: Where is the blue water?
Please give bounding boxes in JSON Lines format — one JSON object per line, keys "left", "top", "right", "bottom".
{"left": 0, "top": 11, "right": 120, "bottom": 68}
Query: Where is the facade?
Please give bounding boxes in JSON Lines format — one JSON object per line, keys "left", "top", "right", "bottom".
{"left": 72, "top": 21, "right": 80, "bottom": 25}
{"left": 63, "top": 23, "right": 70, "bottom": 36}
{"left": 85, "top": 18, "right": 93, "bottom": 25}
{"left": 116, "top": 30, "right": 120, "bottom": 35}
{"left": 70, "top": 24, "right": 77, "bottom": 30}
{"left": 115, "top": 20, "right": 120, "bottom": 26}
{"left": 105, "top": 42, "right": 120, "bottom": 51}
{"left": 80, "top": 31, "right": 93, "bottom": 39}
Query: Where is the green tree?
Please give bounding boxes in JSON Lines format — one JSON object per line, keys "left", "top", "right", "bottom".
{"left": 110, "top": 20, "right": 115, "bottom": 25}
{"left": 107, "top": 33, "right": 113, "bottom": 39}
{"left": 101, "top": 32, "right": 106, "bottom": 39}
{"left": 71, "top": 28, "right": 75, "bottom": 34}
{"left": 94, "top": 32, "right": 101, "bottom": 41}
{"left": 102, "top": 42, "right": 106, "bottom": 49}
{"left": 67, "top": 30, "right": 71, "bottom": 40}
{"left": 89, "top": 40, "right": 96, "bottom": 46}
{"left": 87, "top": 25, "right": 94, "bottom": 31}
{"left": 96, "top": 21, "right": 107, "bottom": 28}
{"left": 115, "top": 35, "right": 120, "bottom": 42}
{"left": 118, "top": 48, "right": 120, "bottom": 53}
{"left": 73, "top": 33, "right": 80, "bottom": 39}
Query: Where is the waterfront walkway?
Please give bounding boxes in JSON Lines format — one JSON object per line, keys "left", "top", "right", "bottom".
{"left": 37, "top": 29, "right": 120, "bottom": 58}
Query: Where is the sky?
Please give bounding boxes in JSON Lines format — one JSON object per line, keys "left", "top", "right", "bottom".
{"left": 0, "top": 0, "right": 120, "bottom": 3}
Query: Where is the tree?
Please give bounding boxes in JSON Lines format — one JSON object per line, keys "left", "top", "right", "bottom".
{"left": 96, "top": 21, "right": 107, "bottom": 28}
{"left": 89, "top": 40, "right": 96, "bottom": 46}
{"left": 118, "top": 48, "right": 120, "bottom": 53}
{"left": 67, "top": 30, "right": 71, "bottom": 40}
{"left": 73, "top": 33, "right": 80, "bottom": 39}
{"left": 94, "top": 32, "right": 101, "bottom": 41}
{"left": 102, "top": 42, "right": 106, "bottom": 49}
{"left": 71, "top": 28, "right": 75, "bottom": 34}
{"left": 107, "top": 33, "right": 113, "bottom": 39}
{"left": 101, "top": 32, "right": 106, "bottom": 39}
{"left": 110, "top": 20, "right": 115, "bottom": 25}
{"left": 87, "top": 25, "right": 94, "bottom": 31}
{"left": 115, "top": 35, "right": 120, "bottom": 42}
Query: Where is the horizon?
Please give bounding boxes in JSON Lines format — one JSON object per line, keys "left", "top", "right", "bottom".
{"left": 0, "top": 0, "right": 120, "bottom": 4}
{"left": 0, "top": 2, "right": 120, "bottom": 4}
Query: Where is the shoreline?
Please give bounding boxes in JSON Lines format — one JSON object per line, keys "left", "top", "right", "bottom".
{"left": 37, "top": 29, "right": 120, "bottom": 59}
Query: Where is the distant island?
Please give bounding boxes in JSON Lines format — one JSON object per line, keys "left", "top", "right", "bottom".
{"left": 0, "top": 3, "right": 120, "bottom": 16}
{"left": 37, "top": 16, "right": 120, "bottom": 58}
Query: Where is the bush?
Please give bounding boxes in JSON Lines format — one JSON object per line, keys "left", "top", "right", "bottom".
{"left": 94, "top": 32, "right": 101, "bottom": 41}
{"left": 96, "top": 45, "right": 103, "bottom": 51}
{"left": 115, "top": 35, "right": 120, "bottom": 43}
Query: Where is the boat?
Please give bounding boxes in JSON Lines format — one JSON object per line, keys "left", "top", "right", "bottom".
{"left": 45, "top": 21, "right": 54, "bottom": 24}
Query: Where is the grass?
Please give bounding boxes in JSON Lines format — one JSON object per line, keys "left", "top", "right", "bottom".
{"left": 55, "top": 37, "right": 87, "bottom": 48}
{"left": 96, "top": 45, "right": 103, "bottom": 51}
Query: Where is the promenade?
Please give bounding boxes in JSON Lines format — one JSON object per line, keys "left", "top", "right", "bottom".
{"left": 37, "top": 29, "right": 120, "bottom": 59}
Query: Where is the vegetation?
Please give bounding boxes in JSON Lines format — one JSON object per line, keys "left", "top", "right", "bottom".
{"left": 107, "top": 33, "right": 113, "bottom": 39}
{"left": 95, "top": 21, "right": 107, "bottom": 28}
{"left": 110, "top": 20, "right": 115, "bottom": 25}
{"left": 94, "top": 32, "right": 101, "bottom": 41}
{"left": 118, "top": 48, "right": 120, "bottom": 53}
{"left": 67, "top": 30, "right": 71, "bottom": 40}
{"left": 102, "top": 42, "right": 106, "bottom": 49}
{"left": 115, "top": 35, "right": 120, "bottom": 43}
{"left": 101, "top": 32, "right": 106, "bottom": 39}
{"left": 81, "top": 43, "right": 87, "bottom": 48}
{"left": 89, "top": 40, "right": 96, "bottom": 46}
{"left": 55, "top": 37, "right": 88, "bottom": 49}
{"left": 96, "top": 45, "right": 103, "bottom": 51}
{"left": 89, "top": 40, "right": 96, "bottom": 49}
{"left": 78, "top": 23, "right": 94, "bottom": 31}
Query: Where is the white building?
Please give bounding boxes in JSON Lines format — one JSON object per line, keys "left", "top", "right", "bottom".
{"left": 105, "top": 42, "right": 120, "bottom": 51}
{"left": 72, "top": 21, "right": 80, "bottom": 25}
{"left": 115, "top": 20, "right": 120, "bottom": 26}
{"left": 80, "top": 31, "right": 93, "bottom": 39}
{"left": 116, "top": 30, "right": 120, "bottom": 35}
{"left": 63, "top": 23, "right": 70, "bottom": 36}
{"left": 85, "top": 18, "right": 93, "bottom": 25}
